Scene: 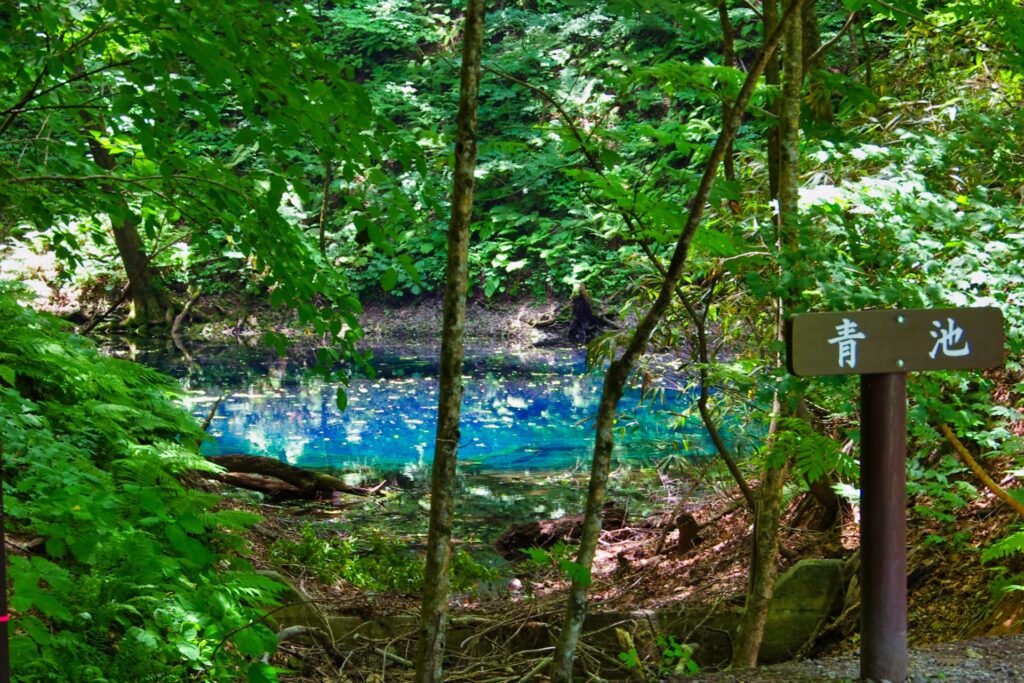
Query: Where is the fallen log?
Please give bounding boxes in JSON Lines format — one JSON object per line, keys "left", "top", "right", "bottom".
{"left": 495, "top": 501, "right": 626, "bottom": 559}
{"left": 207, "top": 472, "right": 307, "bottom": 501}
{"left": 204, "top": 454, "right": 381, "bottom": 500}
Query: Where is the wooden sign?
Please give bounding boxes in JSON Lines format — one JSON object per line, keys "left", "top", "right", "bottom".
{"left": 786, "top": 307, "right": 1004, "bottom": 377}
{"left": 784, "top": 305, "right": 1005, "bottom": 683}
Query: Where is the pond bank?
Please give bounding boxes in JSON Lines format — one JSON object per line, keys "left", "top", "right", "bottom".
{"left": 170, "top": 294, "right": 577, "bottom": 352}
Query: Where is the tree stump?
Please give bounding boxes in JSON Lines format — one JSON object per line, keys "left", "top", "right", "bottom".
{"left": 568, "top": 283, "right": 617, "bottom": 342}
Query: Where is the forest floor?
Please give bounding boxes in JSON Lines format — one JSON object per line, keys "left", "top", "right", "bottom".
{"left": 234, "top": 475, "right": 1024, "bottom": 683}
{"left": 235, "top": 473, "right": 1023, "bottom": 682}
{"left": 193, "top": 297, "right": 1024, "bottom": 682}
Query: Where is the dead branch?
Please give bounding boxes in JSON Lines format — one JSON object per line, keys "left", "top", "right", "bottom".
{"left": 938, "top": 422, "right": 1024, "bottom": 519}
{"left": 171, "top": 287, "right": 203, "bottom": 337}
{"left": 200, "top": 394, "right": 225, "bottom": 432}
{"left": 277, "top": 625, "right": 347, "bottom": 662}
{"left": 80, "top": 284, "right": 130, "bottom": 335}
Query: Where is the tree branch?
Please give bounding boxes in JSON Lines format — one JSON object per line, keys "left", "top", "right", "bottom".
{"left": 937, "top": 422, "right": 1024, "bottom": 519}
{"left": 0, "top": 59, "right": 134, "bottom": 138}
{"left": 636, "top": 241, "right": 757, "bottom": 512}
{"left": 807, "top": 11, "right": 857, "bottom": 67}
{"left": 79, "top": 283, "right": 131, "bottom": 334}
{"left": 172, "top": 287, "right": 203, "bottom": 337}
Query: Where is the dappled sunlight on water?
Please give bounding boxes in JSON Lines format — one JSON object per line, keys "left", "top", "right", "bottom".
{"left": 171, "top": 346, "right": 707, "bottom": 472}
{"left": 118, "top": 341, "right": 725, "bottom": 535}
{"left": 119, "top": 341, "right": 711, "bottom": 472}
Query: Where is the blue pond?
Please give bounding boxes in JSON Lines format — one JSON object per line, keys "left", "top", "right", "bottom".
{"left": 148, "top": 343, "right": 708, "bottom": 473}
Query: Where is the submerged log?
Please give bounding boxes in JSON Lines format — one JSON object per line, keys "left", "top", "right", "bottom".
{"left": 203, "top": 455, "right": 381, "bottom": 500}
{"left": 495, "top": 502, "right": 626, "bottom": 559}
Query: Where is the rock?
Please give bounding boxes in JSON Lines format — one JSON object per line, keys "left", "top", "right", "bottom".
{"left": 758, "top": 558, "right": 846, "bottom": 663}
{"left": 257, "top": 570, "right": 330, "bottom": 632}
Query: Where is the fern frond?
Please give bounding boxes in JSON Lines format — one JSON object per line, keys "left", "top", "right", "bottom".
{"left": 982, "top": 528, "right": 1024, "bottom": 564}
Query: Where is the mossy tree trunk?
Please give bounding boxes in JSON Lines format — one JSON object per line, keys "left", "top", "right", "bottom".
{"left": 548, "top": 3, "right": 808, "bottom": 679}
{"left": 84, "top": 127, "right": 173, "bottom": 328}
{"left": 414, "top": 2, "right": 485, "bottom": 682}
{"left": 765, "top": 0, "right": 782, "bottom": 201}
{"left": 731, "top": 0, "right": 804, "bottom": 668}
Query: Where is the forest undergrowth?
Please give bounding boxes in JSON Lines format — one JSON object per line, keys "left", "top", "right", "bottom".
{"left": 231, "top": 450, "right": 1023, "bottom": 682}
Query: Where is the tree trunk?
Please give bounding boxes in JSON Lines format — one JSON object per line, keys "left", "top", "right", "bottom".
{"left": 801, "top": 1, "right": 833, "bottom": 124}
{"left": 764, "top": 0, "right": 782, "bottom": 201}
{"left": 318, "top": 160, "right": 333, "bottom": 257}
{"left": 718, "top": 0, "right": 738, "bottom": 186}
{"left": 568, "top": 283, "right": 615, "bottom": 342}
{"left": 109, "top": 216, "right": 173, "bottom": 327}
{"left": 414, "top": 2, "right": 485, "bottom": 682}
{"left": 548, "top": 4, "right": 809, "bottom": 680}
{"left": 731, "top": 1, "right": 804, "bottom": 668}
{"left": 83, "top": 128, "right": 172, "bottom": 328}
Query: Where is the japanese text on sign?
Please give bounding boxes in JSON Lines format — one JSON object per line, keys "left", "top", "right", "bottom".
{"left": 786, "top": 307, "right": 1003, "bottom": 377}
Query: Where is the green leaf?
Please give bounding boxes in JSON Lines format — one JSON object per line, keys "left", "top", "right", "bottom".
{"left": 45, "top": 537, "right": 67, "bottom": 558}
{"left": 248, "top": 663, "right": 282, "bottom": 683}
{"left": 231, "top": 624, "right": 276, "bottom": 658}
{"left": 381, "top": 268, "right": 399, "bottom": 292}
{"left": 558, "top": 559, "right": 591, "bottom": 587}
{"left": 523, "top": 547, "right": 550, "bottom": 566}
{"left": 9, "top": 635, "right": 38, "bottom": 662}
{"left": 176, "top": 640, "right": 203, "bottom": 662}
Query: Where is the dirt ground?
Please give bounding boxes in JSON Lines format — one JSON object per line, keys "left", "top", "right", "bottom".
{"left": 671, "top": 633, "right": 1024, "bottom": 682}
{"left": 232, "top": 465, "right": 1023, "bottom": 682}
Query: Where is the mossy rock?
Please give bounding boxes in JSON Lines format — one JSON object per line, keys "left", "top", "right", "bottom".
{"left": 758, "top": 558, "right": 845, "bottom": 663}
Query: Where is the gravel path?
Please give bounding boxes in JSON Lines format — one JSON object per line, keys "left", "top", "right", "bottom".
{"left": 671, "top": 634, "right": 1024, "bottom": 682}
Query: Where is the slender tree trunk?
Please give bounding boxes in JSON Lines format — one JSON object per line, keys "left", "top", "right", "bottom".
{"left": 801, "top": 1, "right": 833, "bottom": 124}
{"left": 848, "top": 13, "right": 860, "bottom": 72}
{"left": 413, "top": 2, "right": 485, "bottom": 681}
{"left": 718, "top": 0, "right": 738, "bottom": 185}
{"left": 548, "top": 4, "right": 808, "bottom": 680}
{"left": 764, "top": 0, "right": 782, "bottom": 201}
{"left": 730, "top": 341, "right": 791, "bottom": 668}
{"left": 859, "top": 18, "right": 873, "bottom": 88}
{"left": 731, "top": 0, "right": 804, "bottom": 667}
{"left": 318, "top": 161, "right": 333, "bottom": 256}
{"left": 83, "top": 127, "right": 172, "bottom": 328}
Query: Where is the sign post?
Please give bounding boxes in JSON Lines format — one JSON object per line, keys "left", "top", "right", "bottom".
{"left": 859, "top": 372, "right": 907, "bottom": 681}
{"left": 786, "top": 307, "right": 1004, "bottom": 682}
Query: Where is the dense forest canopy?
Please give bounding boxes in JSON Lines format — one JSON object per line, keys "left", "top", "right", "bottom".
{"left": 1, "top": 0, "right": 1023, "bottom": 681}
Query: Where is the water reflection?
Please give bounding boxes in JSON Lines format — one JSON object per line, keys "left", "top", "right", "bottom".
{"left": 131, "top": 342, "right": 708, "bottom": 472}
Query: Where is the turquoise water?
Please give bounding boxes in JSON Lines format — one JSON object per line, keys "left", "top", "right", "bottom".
{"left": 155, "top": 344, "right": 708, "bottom": 473}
